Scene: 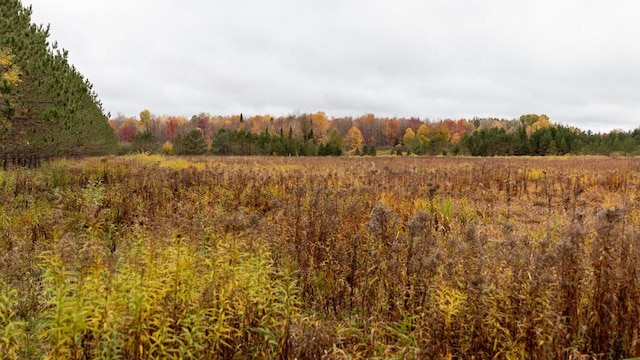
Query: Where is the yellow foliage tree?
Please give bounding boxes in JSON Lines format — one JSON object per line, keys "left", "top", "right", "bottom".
{"left": 429, "top": 123, "right": 451, "bottom": 144}
{"left": 343, "top": 126, "right": 364, "bottom": 152}
{"left": 527, "top": 114, "right": 552, "bottom": 135}
{"left": 310, "top": 111, "right": 330, "bottom": 143}
{"left": 402, "top": 127, "right": 416, "bottom": 146}
{"left": 139, "top": 109, "right": 152, "bottom": 131}
{"left": 417, "top": 124, "right": 430, "bottom": 145}
{"left": 248, "top": 114, "right": 272, "bottom": 134}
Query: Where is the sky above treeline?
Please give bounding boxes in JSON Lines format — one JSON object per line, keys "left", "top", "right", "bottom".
{"left": 25, "top": 0, "right": 640, "bottom": 133}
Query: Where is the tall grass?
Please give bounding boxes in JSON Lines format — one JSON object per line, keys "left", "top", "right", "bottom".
{"left": 1, "top": 154, "right": 639, "bottom": 358}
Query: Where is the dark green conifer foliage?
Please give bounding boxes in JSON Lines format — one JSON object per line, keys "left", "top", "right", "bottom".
{"left": 131, "top": 130, "right": 158, "bottom": 153}
{"left": 319, "top": 128, "right": 343, "bottom": 156}
{"left": 176, "top": 129, "right": 208, "bottom": 155}
{"left": 0, "top": 0, "right": 117, "bottom": 160}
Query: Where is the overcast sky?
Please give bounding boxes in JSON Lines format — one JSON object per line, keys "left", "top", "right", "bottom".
{"left": 25, "top": 0, "right": 640, "bottom": 132}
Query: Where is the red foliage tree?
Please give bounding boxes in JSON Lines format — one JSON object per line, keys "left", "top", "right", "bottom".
{"left": 119, "top": 121, "right": 137, "bottom": 142}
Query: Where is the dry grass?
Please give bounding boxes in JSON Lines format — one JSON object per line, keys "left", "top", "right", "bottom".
{"left": 1, "top": 154, "right": 639, "bottom": 359}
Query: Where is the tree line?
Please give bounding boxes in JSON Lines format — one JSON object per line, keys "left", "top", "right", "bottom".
{"left": 457, "top": 117, "right": 640, "bottom": 156}
{"left": 2, "top": 0, "right": 637, "bottom": 163}
{"left": 118, "top": 111, "right": 640, "bottom": 156}
{"left": 0, "top": 0, "right": 117, "bottom": 168}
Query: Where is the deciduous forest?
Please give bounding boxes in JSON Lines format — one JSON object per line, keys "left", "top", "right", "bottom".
{"left": 115, "top": 111, "right": 640, "bottom": 158}
{"left": 3, "top": 1, "right": 640, "bottom": 359}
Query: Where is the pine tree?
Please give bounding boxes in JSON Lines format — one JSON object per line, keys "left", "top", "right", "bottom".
{"left": 0, "top": 0, "right": 117, "bottom": 161}
{"left": 177, "top": 129, "right": 207, "bottom": 155}
{"left": 131, "top": 130, "right": 158, "bottom": 153}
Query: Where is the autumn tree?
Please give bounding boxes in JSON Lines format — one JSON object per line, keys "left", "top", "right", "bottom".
{"left": 442, "top": 119, "right": 469, "bottom": 144}
{"left": 425, "top": 123, "right": 451, "bottom": 155}
{"left": 162, "top": 115, "right": 186, "bottom": 141}
{"left": 247, "top": 114, "right": 274, "bottom": 135}
{"left": 354, "top": 113, "right": 377, "bottom": 145}
{"left": 416, "top": 124, "right": 430, "bottom": 146}
{"left": 528, "top": 114, "right": 552, "bottom": 135}
{"left": 233, "top": 114, "right": 245, "bottom": 132}
{"left": 520, "top": 114, "right": 540, "bottom": 127}
{"left": 402, "top": 127, "right": 416, "bottom": 147}
{"left": 310, "top": 111, "right": 330, "bottom": 143}
{"left": 118, "top": 117, "right": 138, "bottom": 142}
{"left": 192, "top": 113, "right": 213, "bottom": 140}
{"left": 331, "top": 117, "right": 353, "bottom": 137}
{"left": 405, "top": 117, "right": 423, "bottom": 132}
{"left": 384, "top": 118, "right": 401, "bottom": 145}
{"left": 477, "top": 118, "right": 502, "bottom": 131}
{"left": 343, "top": 126, "right": 364, "bottom": 152}
{"left": 402, "top": 127, "right": 423, "bottom": 154}
{"left": 139, "top": 109, "right": 152, "bottom": 131}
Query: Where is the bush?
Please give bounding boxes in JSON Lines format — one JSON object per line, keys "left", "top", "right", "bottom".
{"left": 161, "top": 141, "right": 173, "bottom": 155}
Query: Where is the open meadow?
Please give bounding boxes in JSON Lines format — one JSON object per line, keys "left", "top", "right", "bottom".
{"left": 1, "top": 155, "right": 639, "bottom": 359}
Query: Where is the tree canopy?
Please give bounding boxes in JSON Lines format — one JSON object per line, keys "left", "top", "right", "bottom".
{"left": 108, "top": 109, "right": 640, "bottom": 157}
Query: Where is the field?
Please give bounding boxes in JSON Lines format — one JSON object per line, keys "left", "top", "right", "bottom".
{"left": 1, "top": 155, "right": 639, "bottom": 359}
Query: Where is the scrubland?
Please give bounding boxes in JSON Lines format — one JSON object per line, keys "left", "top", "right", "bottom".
{"left": 1, "top": 155, "right": 639, "bottom": 359}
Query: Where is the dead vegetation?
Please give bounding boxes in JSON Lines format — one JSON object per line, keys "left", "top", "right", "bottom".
{"left": 1, "top": 154, "right": 639, "bottom": 359}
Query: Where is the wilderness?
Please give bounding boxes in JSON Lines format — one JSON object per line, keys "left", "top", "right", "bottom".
{"left": 2, "top": 1, "right": 640, "bottom": 359}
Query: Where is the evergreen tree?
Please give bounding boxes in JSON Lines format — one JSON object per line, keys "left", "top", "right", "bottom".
{"left": 515, "top": 124, "right": 531, "bottom": 155}
{"left": 323, "top": 128, "right": 343, "bottom": 156}
{"left": 362, "top": 144, "right": 377, "bottom": 156}
{"left": 210, "top": 129, "right": 234, "bottom": 155}
{"left": 0, "top": 0, "right": 117, "bottom": 160}
{"left": 176, "top": 129, "right": 207, "bottom": 155}
{"left": 131, "top": 130, "right": 158, "bottom": 153}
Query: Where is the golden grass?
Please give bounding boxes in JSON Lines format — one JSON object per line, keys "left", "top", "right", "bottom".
{"left": 1, "top": 155, "right": 639, "bottom": 358}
